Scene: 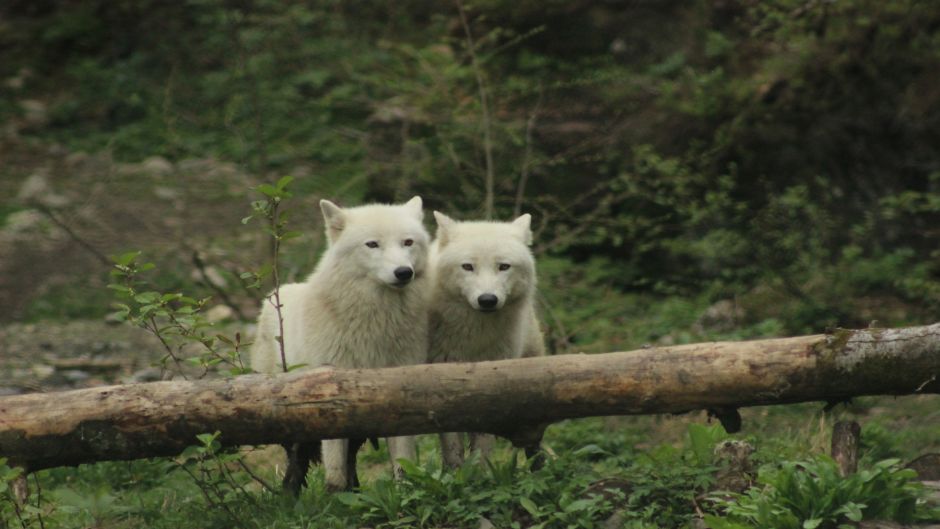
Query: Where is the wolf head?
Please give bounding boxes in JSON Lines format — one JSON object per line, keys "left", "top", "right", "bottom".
{"left": 319, "top": 196, "right": 429, "bottom": 288}
{"left": 432, "top": 212, "right": 535, "bottom": 312}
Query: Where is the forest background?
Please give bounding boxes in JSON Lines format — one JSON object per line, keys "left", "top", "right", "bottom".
{"left": 0, "top": 1, "right": 938, "bottom": 528}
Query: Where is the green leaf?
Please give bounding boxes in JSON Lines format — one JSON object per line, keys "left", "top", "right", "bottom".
{"left": 803, "top": 518, "right": 823, "bottom": 529}
{"left": 113, "top": 251, "right": 141, "bottom": 266}
{"left": 257, "top": 183, "right": 277, "bottom": 197}
{"left": 334, "top": 492, "right": 362, "bottom": 507}
{"left": 836, "top": 502, "right": 865, "bottom": 522}
{"left": 702, "top": 516, "right": 753, "bottom": 529}
{"left": 562, "top": 498, "right": 596, "bottom": 512}
{"left": 134, "top": 291, "right": 160, "bottom": 304}
{"left": 276, "top": 175, "right": 294, "bottom": 190}
{"left": 519, "top": 497, "right": 540, "bottom": 517}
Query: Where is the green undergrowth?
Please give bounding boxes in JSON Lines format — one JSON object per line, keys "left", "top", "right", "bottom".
{"left": 3, "top": 396, "right": 937, "bottom": 529}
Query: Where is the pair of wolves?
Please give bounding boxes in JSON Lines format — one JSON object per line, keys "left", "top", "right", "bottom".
{"left": 250, "top": 196, "right": 544, "bottom": 492}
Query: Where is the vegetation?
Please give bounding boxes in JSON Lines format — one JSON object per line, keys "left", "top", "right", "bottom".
{"left": 1, "top": 0, "right": 939, "bottom": 527}
{"left": 2, "top": 406, "right": 938, "bottom": 529}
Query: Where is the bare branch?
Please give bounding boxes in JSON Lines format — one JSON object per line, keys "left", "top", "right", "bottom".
{"left": 457, "top": 0, "right": 495, "bottom": 219}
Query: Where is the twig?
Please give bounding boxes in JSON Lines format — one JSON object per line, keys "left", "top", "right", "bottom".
{"left": 269, "top": 200, "right": 288, "bottom": 373}
{"left": 457, "top": 0, "right": 495, "bottom": 219}
{"left": 190, "top": 249, "right": 247, "bottom": 321}
{"left": 33, "top": 204, "right": 111, "bottom": 267}
{"left": 32, "top": 473, "right": 45, "bottom": 529}
{"left": 147, "top": 316, "right": 188, "bottom": 380}
{"left": 237, "top": 459, "right": 275, "bottom": 494}
{"left": 514, "top": 86, "right": 543, "bottom": 218}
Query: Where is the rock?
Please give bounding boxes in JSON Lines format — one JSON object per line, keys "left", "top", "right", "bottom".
{"left": 907, "top": 453, "right": 940, "bottom": 481}
{"left": 19, "top": 99, "right": 49, "bottom": 128}
{"left": 104, "top": 311, "right": 126, "bottom": 325}
{"left": 47, "top": 143, "right": 68, "bottom": 157}
{"left": 0, "top": 386, "right": 24, "bottom": 397}
{"left": 602, "top": 510, "right": 625, "bottom": 529}
{"left": 141, "top": 156, "right": 174, "bottom": 177}
{"left": 921, "top": 480, "right": 940, "bottom": 507}
{"left": 206, "top": 304, "right": 235, "bottom": 323}
{"left": 16, "top": 172, "right": 51, "bottom": 202}
{"left": 64, "top": 151, "right": 90, "bottom": 169}
{"left": 696, "top": 299, "right": 745, "bottom": 332}
{"left": 130, "top": 367, "right": 164, "bottom": 383}
{"left": 16, "top": 172, "right": 69, "bottom": 209}
{"left": 31, "top": 364, "right": 54, "bottom": 378}
{"left": 154, "top": 186, "right": 180, "bottom": 201}
{"left": 61, "top": 369, "right": 91, "bottom": 383}
{"left": 192, "top": 265, "right": 227, "bottom": 289}
{"left": 3, "top": 209, "right": 45, "bottom": 233}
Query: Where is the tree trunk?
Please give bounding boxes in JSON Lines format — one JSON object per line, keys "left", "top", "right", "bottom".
{"left": 1, "top": 323, "right": 938, "bottom": 472}
{"left": 831, "top": 420, "right": 861, "bottom": 476}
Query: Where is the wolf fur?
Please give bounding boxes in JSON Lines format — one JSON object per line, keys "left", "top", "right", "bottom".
{"left": 251, "top": 196, "right": 430, "bottom": 491}
{"left": 428, "top": 212, "right": 545, "bottom": 467}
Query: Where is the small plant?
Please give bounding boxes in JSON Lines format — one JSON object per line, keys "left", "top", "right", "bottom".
{"left": 107, "top": 176, "right": 300, "bottom": 379}
{"left": 240, "top": 175, "right": 300, "bottom": 373}
{"left": 704, "top": 456, "right": 939, "bottom": 529}
{"left": 176, "top": 432, "right": 271, "bottom": 529}
{"left": 109, "top": 251, "right": 251, "bottom": 378}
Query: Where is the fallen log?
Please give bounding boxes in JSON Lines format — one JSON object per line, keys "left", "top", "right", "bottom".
{"left": 1, "top": 323, "right": 938, "bottom": 472}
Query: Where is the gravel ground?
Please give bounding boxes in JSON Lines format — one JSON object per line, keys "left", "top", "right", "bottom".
{"left": 0, "top": 319, "right": 251, "bottom": 394}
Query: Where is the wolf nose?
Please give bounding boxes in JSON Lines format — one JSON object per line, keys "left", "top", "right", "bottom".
{"left": 394, "top": 267, "right": 414, "bottom": 281}
{"left": 477, "top": 294, "right": 498, "bottom": 309}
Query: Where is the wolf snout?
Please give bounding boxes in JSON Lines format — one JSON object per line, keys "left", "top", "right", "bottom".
{"left": 393, "top": 266, "right": 414, "bottom": 284}
{"left": 477, "top": 293, "right": 499, "bottom": 311}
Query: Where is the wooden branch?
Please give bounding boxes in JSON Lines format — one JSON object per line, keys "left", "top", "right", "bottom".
{"left": 1, "top": 323, "right": 939, "bottom": 472}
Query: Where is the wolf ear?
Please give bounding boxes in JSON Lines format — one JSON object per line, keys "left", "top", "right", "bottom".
{"left": 433, "top": 211, "right": 456, "bottom": 248}
{"left": 403, "top": 195, "right": 424, "bottom": 220}
{"left": 320, "top": 199, "right": 345, "bottom": 243}
{"left": 511, "top": 213, "right": 533, "bottom": 246}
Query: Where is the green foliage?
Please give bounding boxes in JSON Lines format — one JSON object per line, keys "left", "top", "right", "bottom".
{"left": 108, "top": 250, "right": 250, "bottom": 377}
{"left": 705, "top": 456, "right": 939, "bottom": 529}
{"left": 4, "top": 0, "right": 940, "bottom": 334}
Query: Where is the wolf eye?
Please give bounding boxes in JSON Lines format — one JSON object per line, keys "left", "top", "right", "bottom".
{"left": 461, "top": 263, "right": 474, "bottom": 271}
{"left": 498, "top": 263, "right": 511, "bottom": 271}
{"left": 403, "top": 239, "right": 414, "bottom": 247}
{"left": 365, "top": 241, "right": 379, "bottom": 249}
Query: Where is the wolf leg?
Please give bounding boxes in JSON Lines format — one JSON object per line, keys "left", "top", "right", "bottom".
{"left": 282, "top": 441, "right": 321, "bottom": 496}
{"left": 346, "top": 437, "right": 366, "bottom": 489}
{"left": 469, "top": 433, "right": 495, "bottom": 462}
{"left": 440, "top": 432, "right": 465, "bottom": 469}
{"left": 322, "top": 438, "right": 350, "bottom": 491}
{"left": 387, "top": 436, "right": 417, "bottom": 480}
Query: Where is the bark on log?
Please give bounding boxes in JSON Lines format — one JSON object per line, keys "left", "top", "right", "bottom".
{"left": 1, "top": 323, "right": 939, "bottom": 472}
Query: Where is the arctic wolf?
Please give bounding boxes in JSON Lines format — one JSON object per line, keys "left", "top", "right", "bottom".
{"left": 251, "top": 196, "right": 430, "bottom": 492}
{"left": 428, "top": 212, "right": 545, "bottom": 467}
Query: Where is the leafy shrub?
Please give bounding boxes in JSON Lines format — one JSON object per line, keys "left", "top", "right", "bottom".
{"left": 705, "top": 456, "right": 939, "bottom": 529}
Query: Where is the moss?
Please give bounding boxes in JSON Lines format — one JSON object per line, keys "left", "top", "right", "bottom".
{"left": 811, "top": 328, "right": 854, "bottom": 365}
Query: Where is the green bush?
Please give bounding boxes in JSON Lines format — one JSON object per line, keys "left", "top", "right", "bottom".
{"left": 705, "top": 456, "right": 939, "bottom": 529}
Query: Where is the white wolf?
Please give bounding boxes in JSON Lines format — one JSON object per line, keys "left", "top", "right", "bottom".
{"left": 428, "top": 212, "right": 545, "bottom": 468}
{"left": 251, "top": 196, "right": 430, "bottom": 492}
